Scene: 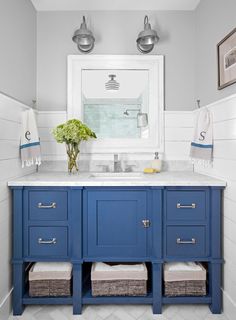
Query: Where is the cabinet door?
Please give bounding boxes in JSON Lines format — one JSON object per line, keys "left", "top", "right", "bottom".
{"left": 86, "top": 190, "right": 147, "bottom": 258}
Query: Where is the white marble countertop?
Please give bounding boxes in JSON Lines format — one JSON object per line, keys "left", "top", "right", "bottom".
{"left": 8, "top": 171, "right": 226, "bottom": 187}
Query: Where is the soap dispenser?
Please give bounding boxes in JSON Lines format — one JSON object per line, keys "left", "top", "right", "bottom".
{"left": 151, "top": 152, "right": 162, "bottom": 172}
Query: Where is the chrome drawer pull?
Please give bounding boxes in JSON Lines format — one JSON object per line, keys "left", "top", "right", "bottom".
{"left": 38, "top": 202, "right": 56, "bottom": 209}
{"left": 176, "top": 238, "right": 196, "bottom": 244}
{"left": 38, "top": 238, "right": 57, "bottom": 245}
{"left": 176, "top": 203, "right": 196, "bottom": 209}
{"left": 142, "top": 219, "right": 151, "bottom": 228}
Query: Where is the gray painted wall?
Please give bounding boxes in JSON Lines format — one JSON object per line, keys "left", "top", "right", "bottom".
{"left": 0, "top": 0, "right": 36, "bottom": 106}
{"left": 36, "top": 11, "right": 195, "bottom": 111}
{"left": 195, "top": 0, "right": 236, "bottom": 106}
{"left": 0, "top": 1, "right": 235, "bottom": 113}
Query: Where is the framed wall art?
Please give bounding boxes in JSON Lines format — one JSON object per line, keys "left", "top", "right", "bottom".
{"left": 217, "top": 27, "right": 236, "bottom": 89}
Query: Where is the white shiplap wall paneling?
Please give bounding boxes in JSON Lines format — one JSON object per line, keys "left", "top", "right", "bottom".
{"left": 37, "top": 111, "right": 67, "bottom": 128}
{"left": 194, "top": 93, "right": 236, "bottom": 320}
{"left": 37, "top": 111, "right": 67, "bottom": 161}
{"left": 0, "top": 93, "right": 35, "bottom": 318}
{"left": 164, "top": 111, "right": 193, "bottom": 161}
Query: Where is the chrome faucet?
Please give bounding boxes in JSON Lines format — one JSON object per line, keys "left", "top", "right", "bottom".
{"left": 114, "top": 154, "right": 122, "bottom": 172}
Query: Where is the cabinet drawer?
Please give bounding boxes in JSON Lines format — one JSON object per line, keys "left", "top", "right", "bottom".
{"left": 166, "top": 190, "right": 206, "bottom": 221}
{"left": 28, "top": 227, "right": 68, "bottom": 257}
{"left": 166, "top": 226, "right": 207, "bottom": 257}
{"left": 28, "top": 191, "right": 68, "bottom": 221}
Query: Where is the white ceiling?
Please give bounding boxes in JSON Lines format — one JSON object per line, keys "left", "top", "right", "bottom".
{"left": 30, "top": 0, "right": 201, "bottom": 11}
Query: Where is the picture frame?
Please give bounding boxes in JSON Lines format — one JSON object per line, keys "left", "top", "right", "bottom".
{"left": 217, "top": 27, "right": 236, "bottom": 90}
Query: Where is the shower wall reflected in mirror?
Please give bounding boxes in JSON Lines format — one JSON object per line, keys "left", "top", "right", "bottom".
{"left": 82, "top": 69, "right": 149, "bottom": 139}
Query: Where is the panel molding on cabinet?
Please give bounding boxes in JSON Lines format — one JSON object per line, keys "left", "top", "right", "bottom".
{"left": 85, "top": 190, "right": 148, "bottom": 258}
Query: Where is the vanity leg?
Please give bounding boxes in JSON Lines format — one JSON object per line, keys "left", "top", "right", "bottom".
{"left": 209, "top": 262, "right": 222, "bottom": 314}
{"left": 152, "top": 262, "right": 162, "bottom": 314}
{"left": 73, "top": 263, "right": 82, "bottom": 315}
{"left": 13, "top": 262, "right": 25, "bottom": 316}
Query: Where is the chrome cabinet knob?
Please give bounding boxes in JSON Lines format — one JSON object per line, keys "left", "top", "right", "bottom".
{"left": 142, "top": 219, "right": 151, "bottom": 228}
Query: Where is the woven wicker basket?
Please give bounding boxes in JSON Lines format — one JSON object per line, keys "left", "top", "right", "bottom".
{"left": 164, "top": 262, "right": 206, "bottom": 297}
{"left": 164, "top": 280, "right": 206, "bottom": 296}
{"left": 28, "top": 263, "right": 72, "bottom": 297}
{"left": 92, "top": 279, "right": 147, "bottom": 297}
{"left": 91, "top": 262, "right": 147, "bottom": 297}
{"left": 29, "top": 279, "right": 71, "bottom": 297}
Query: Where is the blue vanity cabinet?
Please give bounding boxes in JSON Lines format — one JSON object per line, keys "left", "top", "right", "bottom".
{"left": 10, "top": 184, "right": 224, "bottom": 316}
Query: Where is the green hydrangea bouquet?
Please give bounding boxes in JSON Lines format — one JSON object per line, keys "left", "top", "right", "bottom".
{"left": 52, "top": 119, "right": 96, "bottom": 173}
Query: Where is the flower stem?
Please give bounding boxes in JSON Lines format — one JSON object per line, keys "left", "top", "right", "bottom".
{"left": 66, "top": 143, "right": 80, "bottom": 173}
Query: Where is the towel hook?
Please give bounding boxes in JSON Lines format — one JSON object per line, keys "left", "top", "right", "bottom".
{"left": 197, "top": 99, "right": 201, "bottom": 109}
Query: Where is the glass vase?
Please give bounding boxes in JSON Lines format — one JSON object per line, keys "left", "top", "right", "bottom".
{"left": 66, "top": 143, "right": 80, "bottom": 174}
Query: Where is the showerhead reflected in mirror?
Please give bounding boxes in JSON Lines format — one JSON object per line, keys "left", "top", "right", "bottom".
{"left": 82, "top": 69, "right": 149, "bottom": 139}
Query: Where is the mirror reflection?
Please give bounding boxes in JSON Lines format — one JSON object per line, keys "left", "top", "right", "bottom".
{"left": 82, "top": 69, "right": 149, "bottom": 139}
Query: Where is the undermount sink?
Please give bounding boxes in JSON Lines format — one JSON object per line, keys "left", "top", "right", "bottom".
{"left": 89, "top": 172, "right": 143, "bottom": 179}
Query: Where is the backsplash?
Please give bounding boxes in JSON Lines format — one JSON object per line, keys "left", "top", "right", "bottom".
{"left": 39, "top": 160, "right": 193, "bottom": 173}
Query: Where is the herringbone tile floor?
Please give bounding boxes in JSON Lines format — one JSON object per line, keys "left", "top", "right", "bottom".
{"left": 8, "top": 305, "right": 229, "bottom": 320}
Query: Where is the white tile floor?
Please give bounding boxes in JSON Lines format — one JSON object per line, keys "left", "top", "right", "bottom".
{"left": 8, "top": 305, "right": 229, "bottom": 320}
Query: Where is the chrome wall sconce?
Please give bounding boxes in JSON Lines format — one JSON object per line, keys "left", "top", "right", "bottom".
{"left": 136, "top": 15, "right": 159, "bottom": 53}
{"left": 72, "top": 16, "right": 95, "bottom": 53}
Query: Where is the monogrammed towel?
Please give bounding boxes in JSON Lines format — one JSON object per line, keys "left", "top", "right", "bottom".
{"left": 190, "top": 108, "right": 213, "bottom": 163}
{"left": 20, "top": 109, "right": 41, "bottom": 168}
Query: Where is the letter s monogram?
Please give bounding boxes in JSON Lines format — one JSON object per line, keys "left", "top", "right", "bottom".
{"left": 199, "top": 131, "right": 206, "bottom": 141}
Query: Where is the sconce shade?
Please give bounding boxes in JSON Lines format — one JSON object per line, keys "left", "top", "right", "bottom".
{"left": 137, "top": 16, "right": 159, "bottom": 53}
{"left": 72, "top": 16, "right": 95, "bottom": 53}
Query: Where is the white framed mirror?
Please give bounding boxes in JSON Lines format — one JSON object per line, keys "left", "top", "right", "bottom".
{"left": 67, "top": 55, "right": 164, "bottom": 153}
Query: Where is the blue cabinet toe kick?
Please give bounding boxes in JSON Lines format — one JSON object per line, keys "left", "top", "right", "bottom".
{"left": 11, "top": 186, "right": 224, "bottom": 315}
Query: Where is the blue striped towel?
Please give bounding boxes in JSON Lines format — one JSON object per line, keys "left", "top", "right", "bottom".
{"left": 190, "top": 108, "right": 213, "bottom": 163}
{"left": 20, "top": 109, "right": 41, "bottom": 168}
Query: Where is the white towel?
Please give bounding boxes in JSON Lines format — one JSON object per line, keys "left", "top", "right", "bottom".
{"left": 91, "top": 262, "right": 148, "bottom": 281}
{"left": 165, "top": 262, "right": 202, "bottom": 272}
{"left": 93, "top": 262, "right": 145, "bottom": 272}
{"left": 190, "top": 108, "right": 213, "bottom": 164}
{"left": 20, "top": 109, "right": 41, "bottom": 168}
{"left": 32, "top": 262, "right": 72, "bottom": 273}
